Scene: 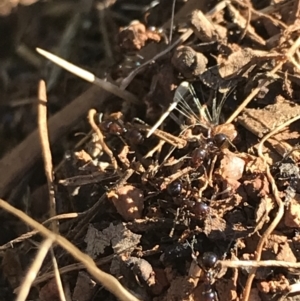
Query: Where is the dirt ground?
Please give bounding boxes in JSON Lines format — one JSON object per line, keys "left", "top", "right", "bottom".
{"left": 1, "top": 0, "right": 300, "bottom": 300}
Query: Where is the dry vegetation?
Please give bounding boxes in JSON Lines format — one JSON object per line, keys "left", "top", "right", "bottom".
{"left": 1, "top": 0, "right": 300, "bottom": 301}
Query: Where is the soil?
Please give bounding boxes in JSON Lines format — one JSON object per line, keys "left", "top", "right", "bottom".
{"left": 1, "top": 0, "right": 300, "bottom": 301}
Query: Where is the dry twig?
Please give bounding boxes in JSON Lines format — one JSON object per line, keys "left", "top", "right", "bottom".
{"left": 0, "top": 86, "right": 107, "bottom": 198}
{"left": 37, "top": 80, "right": 58, "bottom": 232}
{"left": 242, "top": 114, "right": 300, "bottom": 301}
{"left": 220, "top": 259, "right": 300, "bottom": 269}
{"left": 0, "top": 213, "right": 79, "bottom": 251}
{"left": 227, "top": 35, "right": 300, "bottom": 123}
{"left": 37, "top": 80, "right": 66, "bottom": 300}
{"left": 88, "top": 109, "right": 119, "bottom": 171}
{"left": 15, "top": 238, "right": 54, "bottom": 300}
{"left": 0, "top": 199, "right": 140, "bottom": 301}
{"left": 36, "top": 48, "right": 139, "bottom": 105}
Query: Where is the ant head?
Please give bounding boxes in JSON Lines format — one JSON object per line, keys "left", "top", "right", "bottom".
{"left": 199, "top": 252, "right": 218, "bottom": 272}
{"left": 192, "top": 201, "right": 210, "bottom": 218}
{"left": 213, "top": 133, "right": 228, "bottom": 149}
{"left": 202, "top": 290, "right": 218, "bottom": 301}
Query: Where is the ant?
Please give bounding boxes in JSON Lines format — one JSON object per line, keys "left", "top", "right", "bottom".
{"left": 97, "top": 112, "right": 145, "bottom": 146}
{"left": 189, "top": 237, "right": 223, "bottom": 301}
{"left": 166, "top": 175, "right": 226, "bottom": 220}
{"left": 149, "top": 81, "right": 237, "bottom": 151}
{"left": 190, "top": 132, "right": 231, "bottom": 168}
{"left": 165, "top": 179, "right": 216, "bottom": 239}
{"left": 197, "top": 252, "right": 219, "bottom": 301}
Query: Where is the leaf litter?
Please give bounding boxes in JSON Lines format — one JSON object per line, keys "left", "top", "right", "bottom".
{"left": 1, "top": 0, "right": 300, "bottom": 301}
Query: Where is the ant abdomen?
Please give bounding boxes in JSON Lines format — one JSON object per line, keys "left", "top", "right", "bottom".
{"left": 192, "top": 201, "right": 210, "bottom": 218}
{"left": 167, "top": 180, "right": 183, "bottom": 197}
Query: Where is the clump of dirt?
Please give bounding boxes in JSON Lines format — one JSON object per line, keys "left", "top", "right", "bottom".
{"left": 1, "top": 1, "right": 300, "bottom": 301}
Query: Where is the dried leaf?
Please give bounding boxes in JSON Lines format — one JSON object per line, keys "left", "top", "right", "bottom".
{"left": 238, "top": 97, "right": 300, "bottom": 138}
{"left": 85, "top": 223, "right": 141, "bottom": 259}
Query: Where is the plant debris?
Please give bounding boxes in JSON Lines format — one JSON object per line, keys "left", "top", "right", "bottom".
{"left": 1, "top": 0, "right": 300, "bottom": 301}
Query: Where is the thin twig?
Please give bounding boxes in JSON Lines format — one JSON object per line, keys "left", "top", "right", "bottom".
{"left": 238, "top": 0, "right": 252, "bottom": 42}
{"left": 220, "top": 259, "right": 300, "bottom": 269}
{"left": 242, "top": 115, "right": 300, "bottom": 301}
{"left": 168, "top": 0, "right": 176, "bottom": 43}
{"left": 120, "top": 28, "right": 193, "bottom": 90}
{"left": 160, "top": 166, "right": 193, "bottom": 190}
{"left": 0, "top": 86, "right": 106, "bottom": 198}
{"left": 88, "top": 109, "right": 118, "bottom": 171}
{"left": 38, "top": 80, "right": 66, "bottom": 301}
{"left": 135, "top": 122, "right": 186, "bottom": 149}
{"left": 37, "top": 80, "right": 58, "bottom": 232}
{"left": 22, "top": 254, "right": 113, "bottom": 288}
{"left": 231, "top": 0, "right": 288, "bottom": 29}
{"left": 36, "top": 48, "right": 139, "bottom": 105}
{"left": 15, "top": 238, "right": 54, "bottom": 301}
{"left": 0, "top": 199, "right": 140, "bottom": 301}
{"left": 0, "top": 213, "right": 79, "bottom": 251}
{"left": 226, "top": 35, "right": 300, "bottom": 123}
{"left": 50, "top": 247, "right": 67, "bottom": 301}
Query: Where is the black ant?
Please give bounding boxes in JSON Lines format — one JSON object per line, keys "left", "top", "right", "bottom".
{"left": 190, "top": 132, "right": 230, "bottom": 167}
{"left": 165, "top": 179, "right": 212, "bottom": 232}
{"left": 97, "top": 112, "right": 145, "bottom": 146}
{"left": 189, "top": 245, "right": 222, "bottom": 301}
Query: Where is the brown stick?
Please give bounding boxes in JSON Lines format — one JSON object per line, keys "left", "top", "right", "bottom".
{"left": 0, "top": 198, "right": 140, "bottom": 301}
{"left": 241, "top": 115, "right": 300, "bottom": 301}
{"left": 0, "top": 0, "right": 209, "bottom": 199}
{"left": 37, "top": 80, "right": 58, "bottom": 233}
{"left": 0, "top": 86, "right": 108, "bottom": 198}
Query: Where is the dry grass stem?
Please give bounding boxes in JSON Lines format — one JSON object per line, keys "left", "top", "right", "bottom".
{"left": 0, "top": 213, "right": 79, "bottom": 251}
{"left": 0, "top": 199, "right": 141, "bottom": 301}
{"left": 220, "top": 259, "right": 300, "bottom": 269}
{"left": 36, "top": 48, "right": 139, "bottom": 104}
{"left": 15, "top": 238, "right": 54, "bottom": 300}
{"left": 242, "top": 115, "right": 300, "bottom": 301}
{"left": 37, "top": 80, "right": 58, "bottom": 232}
{"left": 227, "top": 35, "right": 300, "bottom": 123}
{"left": 38, "top": 80, "right": 66, "bottom": 300}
